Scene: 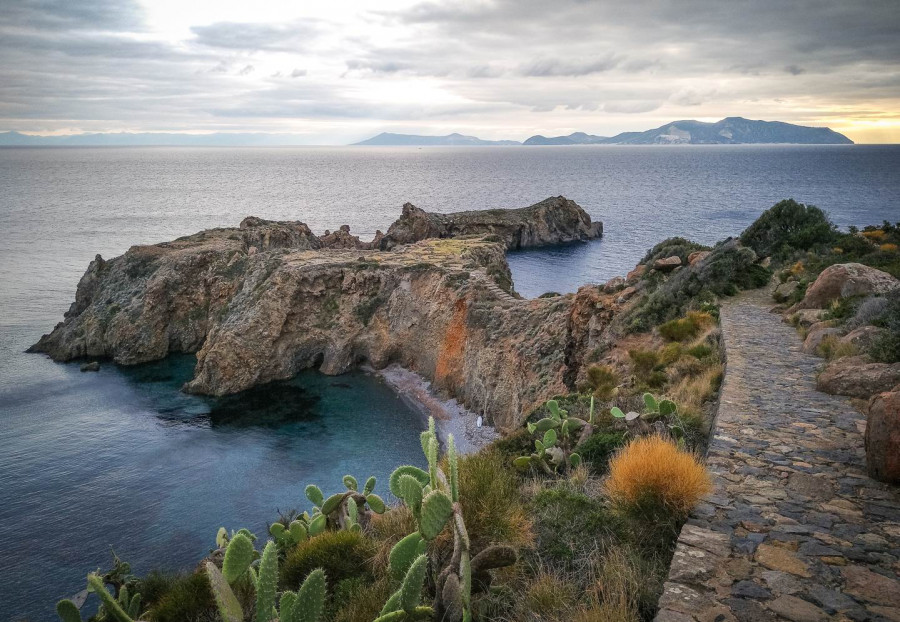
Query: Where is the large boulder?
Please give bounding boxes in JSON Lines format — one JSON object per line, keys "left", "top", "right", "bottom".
{"left": 865, "top": 386, "right": 900, "bottom": 483}
{"left": 796, "top": 263, "right": 900, "bottom": 309}
{"left": 817, "top": 355, "right": 900, "bottom": 399}
{"left": 773, "top": 280, "right": 800, "bottom": 303}
{"left": 654, "top": 256, "right": 682, "bottom": 271}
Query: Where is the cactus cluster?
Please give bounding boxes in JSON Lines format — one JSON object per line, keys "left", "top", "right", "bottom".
{"left": 206, "top": 532, "right": 327, "bottom": 622}
{"left": 611, "top": 392, "right": 686, "bottom": 444}
{"left": 267, "top": 474, "right": 387, "bottom": 549}
{"left": 376, "top": 418, "right": 517, "bottom": 622}
{"left": 514, "top": 397, "right": 596, "bottom": 474}
{"left": 56, "top": 557, "right": 143, "bottom": 622}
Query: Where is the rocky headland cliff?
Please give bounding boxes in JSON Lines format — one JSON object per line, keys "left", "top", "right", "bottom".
{"left": 30, "top": 196, "right": 604, "bottom": 431}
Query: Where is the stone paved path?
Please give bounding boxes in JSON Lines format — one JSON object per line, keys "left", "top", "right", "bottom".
{"left": 656, "top": 287, "right": 900, "bottom": 622}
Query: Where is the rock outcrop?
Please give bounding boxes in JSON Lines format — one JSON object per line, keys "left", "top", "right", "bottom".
{"left": 379, "top": 196, "right": 602, "bottom": 251}
{"left": 795, "top": 263, "right": 900, "bottom": 309}
{"left": 30, "top": 198, "right": 604, "bottom": 431}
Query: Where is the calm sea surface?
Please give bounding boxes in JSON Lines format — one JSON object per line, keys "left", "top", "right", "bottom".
{"left": 1, "top": 145, "right": 898, "bottom": 620}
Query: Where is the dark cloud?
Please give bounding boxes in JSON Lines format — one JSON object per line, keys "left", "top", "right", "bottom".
{"left": 520, "top": 55, "right": 623, "bottom": 77}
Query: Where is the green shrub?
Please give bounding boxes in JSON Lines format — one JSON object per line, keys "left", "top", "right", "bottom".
{"left": 576, "top": 431, "right": 627, "bottom": 474}
{"left": 739, "top": 199, "right": 838, "bottom": 259}
{"left": 658, "top": 311, "right": 712, "bottom": 342}
{"left": 491, "top": 427, "right": 534, "bottom": 462}
{"left": 586, "top": 365, "right": 619, "bottom": 399}
{"left": 871, "top": 332, "right": 900, "bottom": 364}
{"left": 644, "top": 370, "right": 668, "bottom": 389}
{"left": 628, "top": 349, "right": 659, "bottom": 377}
{"left": 532, "top": 487, "right": 619, "bottom": 567}
{"left": 280, "top": 530, "right": 374, "bottom": 591}
{"left": 538, "top": 291, "right": 561, "bottom": 298}
{"left": 331, "top": 576, "right": 394, "bottom": 622}
{"left": 454, "top": 449, "right": 534, "bottom": 550}
{"left": 640, "top": 238, "right": 710, "bottom": 267}
{"left": 686, "top": 344, "right": 713, "bottom": 359}
{"left": 145, "top": 571, "right": 215, "bottom": 622}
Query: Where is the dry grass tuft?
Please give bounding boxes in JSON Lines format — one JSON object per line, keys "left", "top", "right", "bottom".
{"left": 524, "top": 571, "right": 577, "bottom": 620}
{"left": 817, "top": 334, "right": 857, "bottom": 361}
{"left": 605, "top": 436, "right": 711, "bottom": 520}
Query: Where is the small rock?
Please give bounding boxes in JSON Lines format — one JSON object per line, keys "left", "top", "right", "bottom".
{"left": 755, "top": 544, "right": 811, "bottom": 577}
{"left": 801, "top": 324, "right": 842, "bottom": 355}
{"left": 654, "top": 256, "right": 682, "bottom": 271}
{"left": 616, "top": 286, "right": 637, "bottom": 303}
{"left": 80, "top": 361, "right": 100, "bottom": 372}
{"left": 732, "top": 580, "right": 773, "bottom": 599}
{"left": 767, "top": 595, "right": 829, "bottom": 622}
{"left": 841, "top": 565, "right": 900, "bottom": 607}
{"left": 626, "top": 264, "right": 646, "bottom": 282}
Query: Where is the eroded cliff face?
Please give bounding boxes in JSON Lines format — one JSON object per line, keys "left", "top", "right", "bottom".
{"left": 30, "top": 197, "right": 605, "bottom": 431}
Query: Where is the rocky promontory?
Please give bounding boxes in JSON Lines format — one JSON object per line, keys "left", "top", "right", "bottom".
{"left": 30, "top": 197, "right": 603, "bottom": 431}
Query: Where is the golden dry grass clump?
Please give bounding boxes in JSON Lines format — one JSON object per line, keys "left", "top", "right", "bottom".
{"left": 605, "top": 435, "right": 711, "bottom": 519}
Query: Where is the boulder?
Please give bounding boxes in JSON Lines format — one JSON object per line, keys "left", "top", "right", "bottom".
{"left": 688, "top": 250, "right": 711, "bottom": 265}
{"left": 865, "top": 386, "right": 900, "bottom": 483}
{"left": 773, "top": 280, "right": 800, "bottom": 303}
{"left": 817, "top": 356, "right": 900, "bottom": 399}
{"left": 80, "top": 361, "right": 100, "bottom": 372}
{"left": 796, "top": 263, "right": 900, "bottom": 309}
{"left": 654, "top": 256, "right": 682, "bottom": 271}
{"left": 802, "top": 324, "right": 842, "bottom": 355}
{"left": 626, "top": 264, "right": 646, "bottom": 283}
{"left": 840, "top": 325, "right": 887, "bottom": 352}
{"left": 616, "top": 286, "right": 637, "bottom": 304}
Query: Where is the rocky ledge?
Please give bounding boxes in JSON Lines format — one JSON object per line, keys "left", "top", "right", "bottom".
{"left": 29, "top": 197, "right": 603, "bottom": 431}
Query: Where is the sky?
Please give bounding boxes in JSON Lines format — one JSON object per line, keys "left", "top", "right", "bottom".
{"left": 1, "top": 0, "right": 899, "bottom": 144}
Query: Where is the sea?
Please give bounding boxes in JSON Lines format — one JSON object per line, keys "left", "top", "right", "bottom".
{"left": 1, "top": 144, "right": 898, "bottom": 621}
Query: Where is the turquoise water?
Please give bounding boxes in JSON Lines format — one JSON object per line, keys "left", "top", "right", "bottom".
{"left": 1, "top": 145, "right": 899, "bottom": 621}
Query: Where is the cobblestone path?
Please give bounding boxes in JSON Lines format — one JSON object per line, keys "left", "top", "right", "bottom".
{"left": 655, "top": 287, "right": 900, "bottom": 622}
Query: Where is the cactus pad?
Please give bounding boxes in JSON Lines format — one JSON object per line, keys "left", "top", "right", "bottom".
{"left": 222, "top": 532, "right": 254, "bottom": 583}
{"left": 659, "top": 399, "right": 677, "bottom": 416}
{"left": 86, "top": 574, "right": 134, "bottom": 622}
{"left": 389, "top": 532, "right": 424, "bottom": 582}
{"left": 643, "top": 392, "right": 659, "bottom": 413}
{"left": 364, "top": 476, "right": 376, "bottom": 495}
{"left": 321, "top": 492, "right": 345, "bottom": 515}
{"left": 255, "top": 541, "right": 278, "bottom": 622}
{"left": 305, "top": 484, "right": 324, "bottom": 507}
{"left": 56, "top": 600, "right": 81, "bottom": 622}
{"left": 419, "top": 490, "right": 453, "bottom": 540}
{"left": 308, "top": 513, "right": 326, "bottom": 536}
{"left": 366, "top": 493, "right": 386, "bottom": 514}
{"left": 400, "top": 554, "right": 427, "bottom": 613}
{"left": 295, "top": 568, "right": 326, "bottom": 622}
{"left": 389, "top": 465, "right": 429, "bottom": 498}
{"left": 342, "top": 475, "right": 358, "bottom": 491}
{"left": 205, "top": 562, "right": 244, "bottom": 622}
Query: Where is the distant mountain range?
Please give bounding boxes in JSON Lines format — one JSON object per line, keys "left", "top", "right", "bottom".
{"left": 0, "top": 118, "right": 853, "bottom": 147}
{"left": 353, "top": 132, "right": 520, "bottom": 146}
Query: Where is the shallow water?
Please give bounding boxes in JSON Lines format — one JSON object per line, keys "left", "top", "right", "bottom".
{"left": 1, "top": 145, "right": 898, "bottom": 621}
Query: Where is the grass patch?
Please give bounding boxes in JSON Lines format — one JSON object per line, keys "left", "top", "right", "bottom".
{"left": 585, "top": 365, "right": 620, "bottom": 399}
{"left": 280, "top": 530, "right": 374, "bottom": 591}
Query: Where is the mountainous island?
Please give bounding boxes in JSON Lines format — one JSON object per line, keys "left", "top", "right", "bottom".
{"left": 355, "top": 117, "right": 852, "bottom": 146}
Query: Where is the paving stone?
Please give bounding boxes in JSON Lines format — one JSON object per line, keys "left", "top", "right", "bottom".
{"left": 767, "top": 595, "right": 829, "bottom": 622}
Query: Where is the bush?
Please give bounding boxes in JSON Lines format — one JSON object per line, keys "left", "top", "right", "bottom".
{"left": 605, "top": 436, "right": 711, "bottom": 521}
{"left": 145, "top": 571, "right": 215, "bottom": 622}
{"left": 280, "top": 530, "right": 374, "bottom": 591}
{"left": 658, "top": 311, "right": 712, "bottom": 342}
{"left": 532, "top": 487, "right": 619, "bottom": 566}
{"left": 331, "top": 576, "right": 394, "bottom": 622}
{"left": 686, "top": 344, "right": 713, "bottom": 359}
{"left": 740, "top": 199, "right": 837, "bottom": 259}
{"left": 523, "top": 572, "right": 576, "bottom": 619}
{"left": 640, "top": 237, "right": 710, "bottom": 267}
{"left": 628, "top": 349, "right": 659, "bottom": 377}
{"left": 586, "top": 365, "right": 620, "bottom": 399}
{"left": 576, "top": 431, "right": 627, "bottom": 474}
{"left": 870, "top": 291, "right": 900, "bottom": 363}
{"left": 453, "top": 449, "right": 534, "bottom": 550}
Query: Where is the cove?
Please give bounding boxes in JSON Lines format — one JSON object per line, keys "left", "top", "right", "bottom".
{"left": 0, "top": 354, "right": 426, "bottom": 621}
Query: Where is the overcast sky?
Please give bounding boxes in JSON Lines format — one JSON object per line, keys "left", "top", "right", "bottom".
{"left": 1, "top": 0, "right": 899, "bottom": 143}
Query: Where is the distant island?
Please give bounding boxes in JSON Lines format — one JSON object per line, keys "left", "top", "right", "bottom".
{"left": 356, "top": 117, "right": 852, "bottom": 146}
{"left": 0, "top": 117, "right": 853, "bottom": 147}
